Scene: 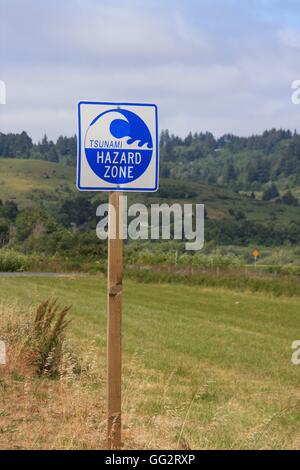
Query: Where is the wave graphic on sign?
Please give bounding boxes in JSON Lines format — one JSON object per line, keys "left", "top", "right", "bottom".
{"left": 109, "top": 109, "right": 152, "bottom": 149}
{"left": 88, "top": 109, "right": 152, "bottom": 150}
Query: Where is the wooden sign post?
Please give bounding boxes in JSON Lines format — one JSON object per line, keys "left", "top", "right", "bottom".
{"left": 77, "top": 101, "right": 158, "bottom": 450}
{"left": 107, "top": 191, "right": 123, "bottom": 449}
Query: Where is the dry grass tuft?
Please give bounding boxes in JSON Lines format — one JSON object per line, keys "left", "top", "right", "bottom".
{"left": 24, "top": 299, "right": 73, "bottom": 377}
{"left": 0, "top": 301, "right": 107, "bottom": 449}
{"left": 0, "top": 299, "right": 76, "bottom": 378}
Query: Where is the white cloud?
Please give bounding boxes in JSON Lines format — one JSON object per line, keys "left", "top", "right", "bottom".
{"left": 1, "top": 0, "right": 300, "bottom": 141}
{"left": 278, "top": 28, "right": 300, "bottom": 50}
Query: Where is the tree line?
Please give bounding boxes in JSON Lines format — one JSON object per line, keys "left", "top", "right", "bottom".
{"left": 0, "top": 132, "right": 77, "bottom": 165}
{"left": 1, "top": 128, "right": 300, "bottom": 190}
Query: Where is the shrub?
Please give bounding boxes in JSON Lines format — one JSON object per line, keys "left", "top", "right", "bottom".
{"left": 262, "top": 184, "right": 279, "bottom": 201}
{"left": 178, "top": 251, "right": 243, "bottom": 269}
{"left": 279, "top": 191, "right": 298, "bottom": 206}
{"left": 0, "top": 249, "right": 28, "bottom": 271}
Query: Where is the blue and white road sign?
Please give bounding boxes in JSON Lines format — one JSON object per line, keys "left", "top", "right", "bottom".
{"left": 77, "top": 101, "right": 159, "bottom": 191}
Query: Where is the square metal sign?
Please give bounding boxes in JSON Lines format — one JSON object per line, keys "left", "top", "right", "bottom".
{"left": 77, "top": 101, "right": 159, "bottom": 191}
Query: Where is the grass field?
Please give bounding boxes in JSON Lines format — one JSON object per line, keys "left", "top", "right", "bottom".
{"left": 0, "top": 158, "right": 75, "bottom": 208}
{"left": 1, "top": 274, "right": 300, "bottom": 449}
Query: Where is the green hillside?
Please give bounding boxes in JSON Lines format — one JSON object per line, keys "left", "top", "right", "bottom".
{"left": 0, "top": 158, "right": 75, "bottom": 208}
{"left": 152, "top": 179, "right": 300, "bottom": 224}
{"left": 0, "top": 158, "right": 299, "bottom": 227}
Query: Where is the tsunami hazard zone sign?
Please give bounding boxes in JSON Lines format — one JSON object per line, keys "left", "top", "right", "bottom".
{"left": 77, "top": 101, "right": 159, "bottom": 192}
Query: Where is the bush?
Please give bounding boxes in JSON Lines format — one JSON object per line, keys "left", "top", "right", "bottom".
{"left": 262, "top": 184, "right": 279, "bottom": 201}
{"left": 0, "top": 249, "right": 28, "bottom": 271}
{"left": 265, "top": 265, "right": 300, "bottom": 276}
{"left": 279, "top": 191, "right": 298, "bottom": 206}
{"left": 126, "top": 248, "right": 244, "bottom": 270}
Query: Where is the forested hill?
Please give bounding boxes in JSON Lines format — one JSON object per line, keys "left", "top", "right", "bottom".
{"left": 160, "top": 129, "right": 300, "bottom": 191}
{"left": 1, "top": 128, "right": 300, "bottom": 192}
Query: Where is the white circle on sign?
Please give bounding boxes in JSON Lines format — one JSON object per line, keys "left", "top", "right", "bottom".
{"left": 84, "top": 108, "right": 153, "bottom": 184}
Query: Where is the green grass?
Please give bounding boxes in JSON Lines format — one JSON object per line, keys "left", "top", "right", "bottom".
{"left": 0, "top": 158, "right": 75, "bottom": 208}
{"left": 127, "top": 267, "right": 300, "bottom": 297}
{"left": 1, "top": 274, "right": 300, "bottom": 449}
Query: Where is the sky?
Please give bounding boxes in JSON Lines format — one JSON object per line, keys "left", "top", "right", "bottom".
{"left": 1, "top": 0, "right": 300, "bottom": 142}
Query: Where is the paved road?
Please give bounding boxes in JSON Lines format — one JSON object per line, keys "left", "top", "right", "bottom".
{"left": 0, "top": 272, "right": 90, "bottom": 277}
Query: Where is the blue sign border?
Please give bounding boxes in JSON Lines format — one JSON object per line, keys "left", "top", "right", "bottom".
{"left": 77, "top": 101, "right": 159, "bottom": 192}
